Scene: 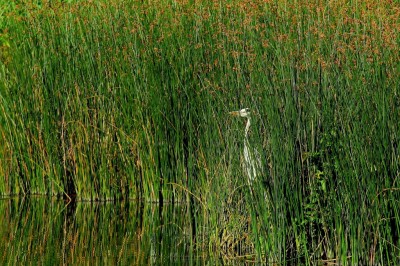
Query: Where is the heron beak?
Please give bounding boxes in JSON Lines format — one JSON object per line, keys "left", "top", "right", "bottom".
{"left": 229, "top": 111, "right": 240, "bottom": 116}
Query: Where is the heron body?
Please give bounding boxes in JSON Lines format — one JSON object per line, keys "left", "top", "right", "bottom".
{"left": 229, "top": 108, "right": 261, "bottom": 186}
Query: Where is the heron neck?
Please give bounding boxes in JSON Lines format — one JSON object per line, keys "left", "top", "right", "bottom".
{"left": 244, "top": 117, "right": 251, "bottom": 138}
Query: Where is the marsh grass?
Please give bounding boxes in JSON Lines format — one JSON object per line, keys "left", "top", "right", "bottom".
{"left": 1, "top": 0, "right": 399, "bottom": 263}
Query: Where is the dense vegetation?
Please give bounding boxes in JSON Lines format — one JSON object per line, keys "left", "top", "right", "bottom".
{"left": 1, "top": 0, "right": 399, "bottom": 263}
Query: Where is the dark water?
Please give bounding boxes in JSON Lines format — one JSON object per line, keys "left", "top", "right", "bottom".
{"left": 0, "top": 197, "right": 212, "bottom": 265}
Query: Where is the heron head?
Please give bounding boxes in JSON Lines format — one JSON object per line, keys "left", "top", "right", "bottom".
{"left": 229, "top": 108, "right": 250, "bottom": 118}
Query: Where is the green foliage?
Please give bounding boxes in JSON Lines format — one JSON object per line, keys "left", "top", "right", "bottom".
{"left": 0, "top": 0, "right": 399, "bottom": 263}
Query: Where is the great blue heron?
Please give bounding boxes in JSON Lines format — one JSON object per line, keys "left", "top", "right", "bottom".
{"left": 229, "top": 108, "right": 262, "bottom": 186}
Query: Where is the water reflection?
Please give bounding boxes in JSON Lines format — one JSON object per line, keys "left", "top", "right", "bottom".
{"left": 0, "top": 197, "right": 206, "bottom": 265}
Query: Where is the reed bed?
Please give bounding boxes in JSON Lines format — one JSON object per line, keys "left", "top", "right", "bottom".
{"left": 1, "top": 0, "right": 399, "bottom": 263}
